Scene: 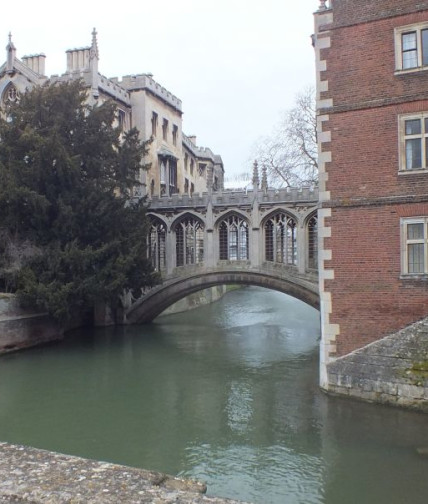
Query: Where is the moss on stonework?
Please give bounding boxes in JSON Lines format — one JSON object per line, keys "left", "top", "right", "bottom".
{"left": 403, "top": 360, "right": 428, "bottom": 386}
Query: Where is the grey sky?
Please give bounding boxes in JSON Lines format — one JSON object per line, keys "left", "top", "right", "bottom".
{"left": 1, "top": 0, "right": 317, "bottom": 180}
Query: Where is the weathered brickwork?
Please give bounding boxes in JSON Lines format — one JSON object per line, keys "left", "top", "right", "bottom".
{"left": 328, "top": 0, "right": 428, "bottom": 30}
{"left": 326, "top": 204, "right": 428, "bottom": 356}
{"left": 315, "top": 0, "right": 428, "bottom": 398}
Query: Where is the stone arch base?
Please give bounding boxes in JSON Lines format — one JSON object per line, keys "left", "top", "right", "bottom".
{"left": 324, "top": 316, "right": 428, "bottom": 412}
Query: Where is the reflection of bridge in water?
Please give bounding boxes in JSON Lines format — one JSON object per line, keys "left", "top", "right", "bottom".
{"left": 125, "top": 186, "right": 319, "bottom": 323}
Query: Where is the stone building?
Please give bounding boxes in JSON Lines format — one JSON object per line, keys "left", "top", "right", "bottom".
{"left": 0, "top": 30, "right": 224, "bottom": 198}
{"left": 314, "top": 0, "right": 428, "bottom": 396}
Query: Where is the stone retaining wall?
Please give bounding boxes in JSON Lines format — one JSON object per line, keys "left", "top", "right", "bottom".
{"left": 325, "top": 316, "right": 428, "bottom": 411}
{"left": 0, "top": 295, "right": 62, "bottom": 354}
{"left": 0, "top": 442, "right": 247, "bottom": 503}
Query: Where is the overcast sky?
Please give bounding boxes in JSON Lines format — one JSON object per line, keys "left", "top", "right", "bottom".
{"left": 1, "top": 0, "right": 318, "bottom": 180}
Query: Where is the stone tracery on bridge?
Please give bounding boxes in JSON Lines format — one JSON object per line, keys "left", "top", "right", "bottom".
{"left": 125, "top": 185, "right": 319, "bottom": 323}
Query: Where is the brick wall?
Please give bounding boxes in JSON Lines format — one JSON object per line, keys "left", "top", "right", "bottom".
{"left": 329, "top": 0, "right": 428, "bottom": 29}
{"left": 316, "top": 1, "right": 428, "bottom": 358}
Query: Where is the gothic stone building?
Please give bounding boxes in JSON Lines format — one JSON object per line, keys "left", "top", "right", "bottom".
{"left": 315, "top": 1, "right": 428, "bottom": 389}
{"left": 0, "top": 30, "right": 224, "bottom": 198}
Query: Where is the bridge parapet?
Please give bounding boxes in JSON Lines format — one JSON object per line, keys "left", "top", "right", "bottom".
{"left": 148, "top": 186, "right": 319, "bottom": 210}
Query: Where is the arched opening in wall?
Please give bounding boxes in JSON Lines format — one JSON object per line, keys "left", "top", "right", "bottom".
{"left": 174, "top": 215, "right": 204, "bottom": 267}
{"left": 126, "top": 269, "right": 319, "bottom": 324}
{"left": 2, "top": 83, "right": 20, "bottom": 107}
{"left": 148, "top": 218, "right": 166, "bottom": 273}
{"left": 307, "top": 213, "right": 318, "bottom": 270}
{"left": 219, "top": 214, "right": 249, "bottom": 261}
{"left": 264, "top": 212, "right": 297, "bottom": 265}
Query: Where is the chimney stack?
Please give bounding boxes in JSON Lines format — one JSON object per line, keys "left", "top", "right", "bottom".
{"left": 22, "top": 54, "right": 46, "bottom": 75}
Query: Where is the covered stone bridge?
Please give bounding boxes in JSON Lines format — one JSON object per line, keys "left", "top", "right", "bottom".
{"left": 125, "top": 185, "right": 319, "bottom": 322}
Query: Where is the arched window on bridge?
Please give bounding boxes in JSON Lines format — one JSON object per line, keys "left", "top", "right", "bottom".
{"left": 148, "top": 219, "right": 166, "bottom": 273}
{"left": 219, "top": 214, "right": 249, "bottom": 261}
{"left": 307, "top": 214, "right": 318, "bottom": 270}
{"left": 175, "top": 216, "right": 204, "bottom": 267}
{"left": 264, "top": 212, "right": 297, "bottom": 265}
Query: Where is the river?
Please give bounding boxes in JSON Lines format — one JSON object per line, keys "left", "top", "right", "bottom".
{"left": 0, "top": 286, "right": 427, "bottom": 503}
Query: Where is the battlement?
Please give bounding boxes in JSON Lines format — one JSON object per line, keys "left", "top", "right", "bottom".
{"left": 182, "top": 133, "right": 217, "bottom": 161}
{"left": 119, "top": 73, "right": 182, "bottom": 112}
{"left": 147, "top": 186, "right": 319, "bottom": 210}
{"left": 98, "top": 74, "right": 130, "bottom": 104}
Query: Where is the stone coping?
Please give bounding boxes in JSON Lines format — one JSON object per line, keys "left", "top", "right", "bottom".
{"left": 0, "top": 443, "right": 248, "bottom": 503}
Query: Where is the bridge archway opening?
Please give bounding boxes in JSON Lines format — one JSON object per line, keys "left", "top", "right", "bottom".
{"left": 126, "top": 270, "right": 319, "bottom": 324}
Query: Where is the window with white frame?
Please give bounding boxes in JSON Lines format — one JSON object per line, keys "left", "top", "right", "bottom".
{"left": 402, "top": 218, "right": 428, "bottom": 274}
{"left": 399, "top": 113, "right": 428, "bottom": 171}
{"left": 395, "top": 23, "right": 428, "bottom": 72}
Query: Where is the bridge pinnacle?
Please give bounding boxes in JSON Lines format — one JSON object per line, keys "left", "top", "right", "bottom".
{"left": 261, "top": 164, "right": 268, "bottom": 193}
{"left": 252, "top": 160, "right": 259, "bottom": 189}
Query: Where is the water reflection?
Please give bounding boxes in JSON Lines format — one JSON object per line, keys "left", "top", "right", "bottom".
{"left": 0, "top": 287, "right": 427, "bottom": 504}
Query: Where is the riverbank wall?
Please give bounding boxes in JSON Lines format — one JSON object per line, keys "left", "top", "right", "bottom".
{"left": 0, "top": 294, "right": 63, "bottom": 354}
{"left": 324, "top": 316, "right": 428, "bottom": 412}
{"left": 0, "top": 442, "right": 247, "bottom": 503}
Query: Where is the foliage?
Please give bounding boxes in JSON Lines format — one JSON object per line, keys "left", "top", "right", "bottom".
{"left": 252, "top": 87, "right": 318, "bottom": 188}
{"left": 0, "top": 81, "right": 156, "bottom": 322}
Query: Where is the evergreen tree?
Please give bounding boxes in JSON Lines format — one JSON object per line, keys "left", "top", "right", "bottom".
{"left": 0, "top": 81, "right": 156, "bottom": 322}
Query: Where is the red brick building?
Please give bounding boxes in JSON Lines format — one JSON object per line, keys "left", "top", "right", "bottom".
{"left": 314, "top": 1, "right": 428, "bottom": 388}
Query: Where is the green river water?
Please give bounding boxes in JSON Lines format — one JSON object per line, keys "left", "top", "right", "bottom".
{"left": 0, "top": 286, "right": 427, "bottom": 503}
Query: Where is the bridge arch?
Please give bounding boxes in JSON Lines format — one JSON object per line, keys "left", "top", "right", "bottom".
{"left": 306, "top": 211, "right": 318, "bottom": 271}
{"left": 125, "top": 268, "right": 319, "bottom": 324}
{"left": 214, "top": 208, "right": 250, "bottom": 227}
{"left": 171, "top": 213, "right": 205, "bottom": 267}
{"left": 262, "top": 210, "right": 298, "bottom": 266}
{"left": 261, "top": 206, "right": 300, "bottom": 226}
{"left": 170, "top": 210, "right": 207, "bottom": 229}
{"left": 147, "top": 216, "right": 168, "bottom": 273}
{"left": 216, "top": 212, "right": 250, "bottom": 261}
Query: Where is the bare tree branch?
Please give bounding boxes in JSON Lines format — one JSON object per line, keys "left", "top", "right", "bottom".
{"left": 251, "top": 87, "right": 318, "bottom": 188}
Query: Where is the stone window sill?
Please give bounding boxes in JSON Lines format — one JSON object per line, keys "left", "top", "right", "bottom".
{"left": 400, "top": 274, "right": 428, "bottom": 281}
{"left": 394, "top": 66, "right": 428, "bottom": 76}
{"left": 398, "top": 169, "right": 428, "bottom": 176}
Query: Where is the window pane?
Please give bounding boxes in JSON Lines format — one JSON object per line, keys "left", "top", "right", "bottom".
{"left": 405, "top": 119, "right": 421, "bottom": 135}
{"left": 406, "top": 138, "right": 422, "bottom": 169}
{"left": 402, "top": 32, "right": 417, "bottom": 51}
{"left": 425, "top": 118, "right": 428, "bottom": 133}
{"left": 407, "top": 223, "right": 424, "bottom": 240}
{"left": 426, "top": 137, "right": 428, "bottom": 167}
{"left": 403, "top": 50, "right": 418, "bottom": 69}
{"left": 408, "top": 243, "right": 425, "bottom": 273}
{"left": 423, "top": 29, "right": 428, "bottom": 66}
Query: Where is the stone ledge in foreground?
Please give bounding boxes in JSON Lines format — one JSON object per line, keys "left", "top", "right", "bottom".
{"left": 0, "top": 442, "right": 248, "bottom": 504}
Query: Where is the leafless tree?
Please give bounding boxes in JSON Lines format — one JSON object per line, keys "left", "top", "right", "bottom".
{"left": 252, "top": 87, "right": 318, "bottom": 188}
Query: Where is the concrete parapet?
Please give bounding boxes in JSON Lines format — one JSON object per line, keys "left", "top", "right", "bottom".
{"left": 0, "top": 442, "right": 247, "bottom": 503}
{"left": 324, "top": 317, "right": 428, "bottom": 412}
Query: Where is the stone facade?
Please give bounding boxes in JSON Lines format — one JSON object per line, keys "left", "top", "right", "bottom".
{"left": 127, "top": 184, "right": 319, "bottom": 323}
{"left": 314, "top": 1, "right": 428, "bottom": 397}
{"left": 0, "top": 30, "right": 224, "bottom": 199}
